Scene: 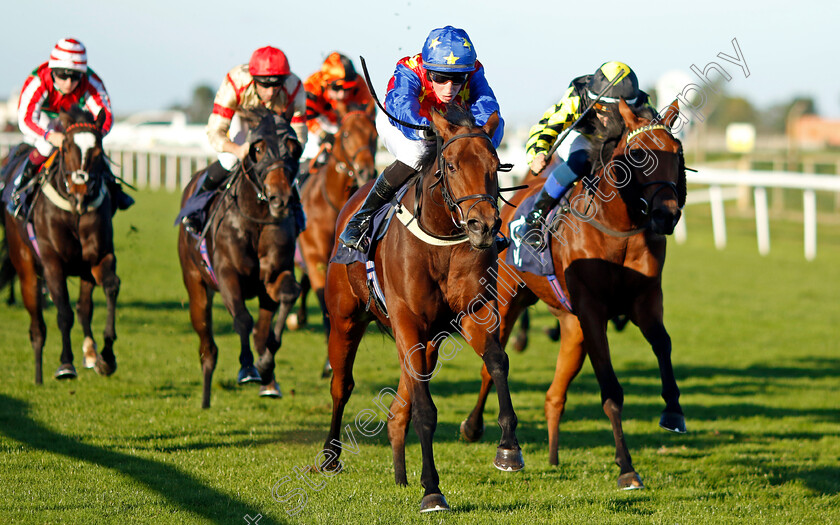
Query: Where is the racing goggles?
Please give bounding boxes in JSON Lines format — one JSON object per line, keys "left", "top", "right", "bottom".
{"left": 428, "top": 71, "right": 469, "bottom": 85}
{"left": 253, "top": 75, "right": 287, "bottom": 88}
{"left": 52, "top": 69, "right": 84, "bottom": 82}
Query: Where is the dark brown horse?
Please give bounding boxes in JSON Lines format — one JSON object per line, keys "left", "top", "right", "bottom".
{"left": 461, "top": 99, "right": 687, "bottom": 489}
{"left": 294, "top": 107, "right": 377, "bottom": 377}
{"left": 321, "top": 106, "right": 523, "bottom": 512}
{"left": 177, "top": 107, "right": 301, "bottom": 409}
{"left": 2, "top": 107, "right": 119, "bottom": 383}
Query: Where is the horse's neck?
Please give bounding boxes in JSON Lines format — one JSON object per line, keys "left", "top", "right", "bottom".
{"left": 577, "top": 170, "right": 637, "bottom": 230}
{"left": 414, "top": 172, "right": 460, "bottom": 237}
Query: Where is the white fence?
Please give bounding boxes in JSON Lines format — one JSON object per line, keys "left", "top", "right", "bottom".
{"left": 678, "top": 169, "right": 840, "bottom": 260}
{"left": 3, "top": 133, "right": 839, "bottom": 260}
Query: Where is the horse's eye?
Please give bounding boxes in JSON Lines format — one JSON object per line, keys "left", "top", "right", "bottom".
{"left": 447, "top": 162, "right": 456, "bottom": 172}
{"left": 628, "top": 149, "right": 647, "bottom": 163}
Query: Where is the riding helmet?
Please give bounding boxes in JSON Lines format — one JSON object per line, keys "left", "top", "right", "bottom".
{"left": 586, "top": 61, "right": 640, "bottom": 105}
{"left": 249, "top": 46, "right": 291, "bottom": 77}
{"left": 421, "top": 26, "right": 477, "bottom": 73}
{"left": 49, "top": 38, "right": 88, "bottom": 73}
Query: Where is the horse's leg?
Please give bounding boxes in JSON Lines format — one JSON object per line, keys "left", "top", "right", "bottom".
{"left": 315, "top": 287, "right": 332, "bottom": 378}
{"left": 217, "top": 271, "right": 257, "bottom": 383}
{"left": 576, "top": 301, "right": 642, "bottom": 489}
{"left": 186, "top": 272, "right": 217, "bottom": 409}
{"left": 392, "top": 312, "right": 448, "bottom": 512}
{"left": 511, "top": 310, "right": 529, "bottom": 353}
{"left": 41, "top": 259, "right": 76, "bottom": 379}
{"left": 545, "top": 312, "right": 586, "bottom": 466}
{"left": 256, "top": 268, "right": 300, "bottom": 397}
{"left": 631, "top": 289, "right": 685, "bottom": 433}
{"left": 291, "top": 271, "right": 310, "bottom": 329}
{"left": 387, "top": 372, "right": 413, "bottom": 486}
{"left": 320, "top": 309, "right": 369, "bottom": 474}
{"left": 460, "top": 313, "right": 524, "bottom": 473}
{"left": 76, "top": 278, "right": 98, "bottom": 369}
{"left": 89, "top": 253, "right": 119, "bottom": 376}
{"left": 14, "top": 249, "right": 46, "bottom": 384}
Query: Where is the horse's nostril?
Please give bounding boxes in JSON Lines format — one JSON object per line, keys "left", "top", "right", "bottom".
{"left": 467, "top": 219, "right": 487, "bottom": 234}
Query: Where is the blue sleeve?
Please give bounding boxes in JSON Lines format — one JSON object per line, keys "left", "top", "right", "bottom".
{"left": 467, "top": 66, "right": 505, "bottom": 148}
{"left": 384, "top": 64, "right": 426, "bottom": 141}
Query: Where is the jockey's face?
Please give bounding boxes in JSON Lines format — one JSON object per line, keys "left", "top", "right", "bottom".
{"left": 52, "top": 72, "right": 81, "bottom": 95}
{"left": 255, "top": 83, "right": 281, "bottom": 104}
{"left": 430, "top": 78, "right": 462, "bottom": 104}
{"left": 327, "top": 87, "right": 348, "bottom": 101}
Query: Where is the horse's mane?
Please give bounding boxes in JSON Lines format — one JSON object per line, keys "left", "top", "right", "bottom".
{"left": 587, "top": 103, "right": 658, "bottom": 175}
{"left": 61, "top": 105, "right": 96, "bottom": 128}
{"left": 415, "top": 104, "right": 478, "bottom": 177}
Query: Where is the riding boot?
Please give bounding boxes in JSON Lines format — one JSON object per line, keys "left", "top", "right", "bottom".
{"left": 338, "top": 161, "right": 415, "bottom": 252}
{"left": 6, "top": 159, "right": 39, "bottom": 217}
{"left": 182, "top": 161, "right": 230, "bottom": 235}
{"left": 104, "top": 169, "right": 135, "bottom": 211}
{"left": 516, "top": 187, "right": 562, "bottom": 249}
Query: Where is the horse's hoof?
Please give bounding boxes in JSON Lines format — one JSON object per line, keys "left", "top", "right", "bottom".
{"left": 82, "top": 337, "right": 98, "bottom": 369}
{"left": 419, "top": 493, "right": 450, "bottom": 513}
{"left": 617, "top": 472, "right": 644, "bottom": 490}
{"left": 94, "top": 355, "right": 117, "bottom": 376}
{"left": 512, "top": 334, "right": 528, "bottom": 353}
{"left": 493, "top": 446, "right": 524, "bottom": 472}
{"left": 286, "top": 313, "right": 299, "bottom": 331}
{"left": 459, "top": 420, "right": 484, "bottom": 442}
{"left": 660, "top": 412, "right": 687, "bottom": 434}
{"left": 259, "top": 381, "right": 282, "bottom": 398}
{"left": 321, "top": 361, "right": 333, "bottom": 379}
{"left": 237, "top": 365, "right": 261, "bottom": 384}
{"left": 54, "top": 364, "right": 78, "bottom": 380}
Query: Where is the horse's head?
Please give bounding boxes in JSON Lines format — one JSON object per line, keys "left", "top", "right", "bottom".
{"left": 429, "top": 106, "right": 502, "bottom": 250}
{"left": 240, "top": 108, "right": 300, "bottom": 219}
{"left": 57, "top": 108, "right": 107, "bottom": 214}
{"left": 615, "top": 98, "right": 686, "bottom": 235}
{"left": 333, "top": 107, "right": 378, "bottom": 188}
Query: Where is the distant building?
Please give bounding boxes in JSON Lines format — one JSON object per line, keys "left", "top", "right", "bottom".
{"left": 792, "top": 115, "right": 840, "bottom": 150}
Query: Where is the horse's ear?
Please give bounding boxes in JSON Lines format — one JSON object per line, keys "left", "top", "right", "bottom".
{"left": 365, "top": 102, "right": 376, "bottom": 120}
{"left": 95, "top": 109, "right": 107, "bottom": 132}
{"left": 618, "top": 98, "right": 637, "bottom": 128}
{"left": 481, "top": 112, "right": 500, "bottom": 139}
{"left": 661, "top": 99, "right": 681, "bottom": 129}
{"left": 58, "top": 111, "right": 73, "bottom": 132}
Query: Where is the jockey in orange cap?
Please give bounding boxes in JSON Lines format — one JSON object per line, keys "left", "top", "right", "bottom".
{"left": 6, "top": 38, "right": 133, "bottom": 216}
{"left": 180, "top": 45, "right": 308, "bottom": 235}
{"left": 301, "top": 52, "right": 374, "bottom": 173}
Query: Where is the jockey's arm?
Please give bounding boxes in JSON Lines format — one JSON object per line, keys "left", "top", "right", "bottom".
{"left": 525, "top": 86, "right": 581, "bottom": 173}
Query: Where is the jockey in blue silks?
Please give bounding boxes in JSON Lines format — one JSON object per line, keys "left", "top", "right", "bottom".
{"left": 338, "top": 25, "right": 504, "bottom": 252}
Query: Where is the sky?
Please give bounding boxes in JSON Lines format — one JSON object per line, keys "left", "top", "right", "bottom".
{"left": 3, "top": 0, "right": 839, "bottom": 128}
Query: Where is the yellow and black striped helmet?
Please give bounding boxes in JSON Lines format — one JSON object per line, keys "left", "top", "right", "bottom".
{"left": 586, "top": 61, "right": 640, "bottom": 105}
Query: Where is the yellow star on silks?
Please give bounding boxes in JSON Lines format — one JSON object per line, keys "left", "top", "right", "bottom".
{"left": 462, "top": 37, "right": 472, "bottom": 50}
{"left": 444, "top": 51, "right": 459, "bottom": 65}
{"left": 458, "top": 86, "right": 470, "bottom": 104}
{"left": 419, "top": 87, "right": 428, "bottom": 103}
{"left": 429, "top": 38, "right": 441, "bottom": 49}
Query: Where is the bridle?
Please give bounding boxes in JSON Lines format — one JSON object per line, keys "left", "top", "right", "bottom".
{"left": 332, "top": 112, "right": 377, "bottom": 188}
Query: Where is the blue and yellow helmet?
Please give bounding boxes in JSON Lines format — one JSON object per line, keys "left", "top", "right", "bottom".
{"left": 421, "top": 26, "right": 477, "bottom": 73}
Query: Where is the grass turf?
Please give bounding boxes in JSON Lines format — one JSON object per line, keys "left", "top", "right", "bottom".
{"left": 0, "top": 189, "right": 838, "bottom": 524}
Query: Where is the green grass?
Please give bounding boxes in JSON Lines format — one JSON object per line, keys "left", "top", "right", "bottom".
{"left": 1, "top": 190, "right": 838, "bottom": 524}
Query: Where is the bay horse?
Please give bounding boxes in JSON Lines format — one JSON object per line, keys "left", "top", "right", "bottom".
{"left": 177, "top": 107, "right": 301, "bottom": 409}
{"left": 321, "top": 106, "right": 523, "bottom": 512}
{"left": 460, "top": 99, "right": 687, "bottom": 489}
{"left": 294, "top": 107, "right": 377, "bottom": 377}
{"left": 2, "top": 107, "right": 119, "bottom": 383}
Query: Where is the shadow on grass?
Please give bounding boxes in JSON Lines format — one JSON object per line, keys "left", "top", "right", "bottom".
{"left": 0, "top": 394, "right": 287, "bottom": 525}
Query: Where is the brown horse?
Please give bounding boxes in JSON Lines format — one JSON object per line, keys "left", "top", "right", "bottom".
{"left": 177, "top": 107, "right": 301, "bottom": 409}
{"left": 321, "top": 106, "right": 523, "bottom": 512}
{"left": 461, "top": 99, "right": 687, "bottom": 489}
{"left": 294, "top": 108, "right": 377, "bottom": 377}
{"left": 2, "top": 107, "right": 119, "bottom": 383}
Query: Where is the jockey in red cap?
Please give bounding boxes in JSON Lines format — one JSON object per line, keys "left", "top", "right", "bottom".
{"left": 180, "top": 46, "right": 308, "bottom": 235}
